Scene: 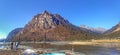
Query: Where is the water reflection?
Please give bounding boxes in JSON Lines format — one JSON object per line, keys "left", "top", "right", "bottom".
{"left": 0, "top": 42, "right": 5, "bottom": 49}
{"left": 0, "top": 46, "right": 5, "bottom": 49}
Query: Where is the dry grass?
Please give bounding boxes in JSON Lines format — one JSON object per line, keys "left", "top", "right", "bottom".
{"left": 91, "top": 39, "right": 120, "bottom": 42}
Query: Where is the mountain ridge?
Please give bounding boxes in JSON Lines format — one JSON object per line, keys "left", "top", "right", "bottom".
{"left": 104, "top": 22, "right": 120, "bottom": 34}
{"left": 80, "top": 25, "right": 106, "bottom": 34}
{"left": 6, "top": 28, "right": 23, "bottom": 41}
{"left": 10, "top": 11, "right": 97, "bottom": 41}
{"left": 7, "top": 11, "right": 120, "bottom": 41}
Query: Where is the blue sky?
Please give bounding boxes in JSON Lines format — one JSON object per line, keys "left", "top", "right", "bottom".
{"left": 0, "top": 0, "right": 120, "bottom": 39}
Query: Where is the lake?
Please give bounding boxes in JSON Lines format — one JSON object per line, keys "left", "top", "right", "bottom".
{"left": 22, "top": 42, "right": 120, "bottom": 55}
{"left": 1, "top": 42, "right": 120, "bottom": 55}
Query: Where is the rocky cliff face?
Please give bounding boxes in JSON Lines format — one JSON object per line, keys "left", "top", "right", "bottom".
{"left": 24, "top": 11, "right": 70, "bottom": 32}
{"left": 12, "top": 11, "right": 97, "bottom": 41}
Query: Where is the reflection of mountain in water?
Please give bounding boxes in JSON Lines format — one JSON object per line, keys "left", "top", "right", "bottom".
{"left": 0, "top": 46, "right": 5, "bottom": 49}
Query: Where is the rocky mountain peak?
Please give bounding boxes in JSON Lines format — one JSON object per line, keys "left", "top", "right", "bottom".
{"left": 42, "top": 10, "right": 51, "bottom": 15}
{"left": 43, "top": 10, "right": 50, "bottom": 14}
{"left": 25, "top": 11, "right": 70, "bottom": 32}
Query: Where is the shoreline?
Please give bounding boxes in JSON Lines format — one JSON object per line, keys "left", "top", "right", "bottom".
{"left": 2, "top": 39, "right": 120, "bottom": 45}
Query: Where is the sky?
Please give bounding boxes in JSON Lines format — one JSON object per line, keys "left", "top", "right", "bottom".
{"left": 0, "top": 0, "right": 120, "bottom": 39}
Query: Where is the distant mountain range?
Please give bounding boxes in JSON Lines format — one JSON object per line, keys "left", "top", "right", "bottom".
{"left": 80, "top": 25, "right": 106, "bottom": 34}
{"left": 6, "top": 11, "right": 120, "bottom": 41}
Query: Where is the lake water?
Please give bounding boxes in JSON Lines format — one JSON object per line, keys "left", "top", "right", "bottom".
{"left": 0, "top": 42, "right": 5, "bottom": 49}
{"left": 1, "top": 42, "right": 120, "bottom": 55}
{"left": 25, "top": 43, "right": 120, "bottom": 55}
{"left": 0, "top": 46, "right": 5, "bottom": 49}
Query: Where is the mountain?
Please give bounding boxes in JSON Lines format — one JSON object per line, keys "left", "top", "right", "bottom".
{"left": 11, "top": 11, "right": 97, "bottom": 41}
{"left": 80, "top": 25, "right": 106, "bottom": 34}
{"left": 102, "top": 22, "right": 120, "bottom": 39}
{"left": 104, "top": 22, "right": 120, "bottom": 34}
{"left": 6, "top": 28, "right": 23, "bottom": 41}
